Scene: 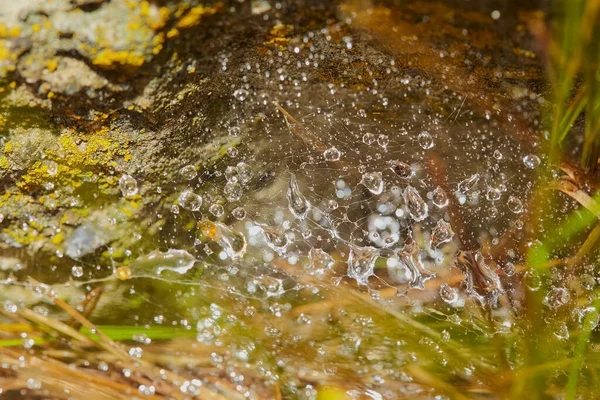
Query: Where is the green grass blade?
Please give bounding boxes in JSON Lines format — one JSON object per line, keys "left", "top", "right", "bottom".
{"left": 566, "top": 299, "right": 600, "bottom": 400}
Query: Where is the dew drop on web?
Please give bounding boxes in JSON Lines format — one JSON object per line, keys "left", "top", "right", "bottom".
{"left": 403, "top": 186, "right": 428, "bottom": 222}
{"left": 287, "top": 173, "right": 310, "bottom": 219}
{"left": 361, "top": 171, "right": 384, "bottom": 195}
{"left": 439, "top": 283, "right": 459, "bottom": 304}
{"left": 178, "top": 191, "right": 202, "bottom": 211}
{"left": 430, "top": 219, "right": 454, "bottom": 249}
{"left": 323, "top": 146, "right": 341, "bottom": 161}
{"left": 347, "top": 246, "right": 379, "bottom": 285}
{"left": 431, "top": 186, "right": 449, "bottom": 208}
{"left": 118, "top": 174, "right": 138, "bottom": 197}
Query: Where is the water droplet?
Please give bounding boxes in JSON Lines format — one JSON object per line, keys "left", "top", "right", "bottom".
{"left": 71, "top": 266, "right": 84, "bottom": 278}
{"left": 118, "top": 174, "right": 138, "bottom": 197}
{"left": 224, "top": 181, "right": 243, "bottom": 201}
{"left": 377, "top": 134, "right": 389, "bottom": 148}
{"left": 236, "top": 162, "right": 253, "bottom": 185}
{"left": 417, "top": 131, "right": 434, "bottom": 149}
{"left": 361, "top": 172, "right": 384, "bottom": 195}
{"left": 138, "top": 385, "right": 156, "bottom": 396}
{"left": 554, "top": 323, "right": 570, "bottom": 340}
{"left": 264, "top": 325, "right": 282, "bottom": 337}
{"left": 432, "top": 187, "right": 449, "bottom": 208}
{"left": 456, "top": 251, "right": 502, "bottom": 305}
{"left": 403, "top": 186, "right": 428, "bottom": 222}
{"left": 44, "top": 160, "right": 58, "bottom": 176}
{"left": 130, "top": 249, "right": 197, "bottom": 276}
{"left": 544, "top": 287, "right": 569, "bottom": 308}
{"left": 232, "top": 207, "right": 246, "bottom": 220}
{"left": 129, "top": 347, "right": 143, "bottom": 358}
{"left": 327, "top": 200, "right": 338, "bottom": 210}
{"left": 457, "top": 173, "right": 480, "bottom": 193}
{"left": 225, "top": 166, "right": 238, "bottom": 182}
{"left": 397, "top": 240, "right": 434, "bottom": 289}
{"left": 259, "top": 225, "right": 288, "bottom": 254}
{"left": 27, "top": 378, "right": 42, "bottom": 390}
{"left": 502, "top": 262, "right": 516, "bottom": 277}
{"left": 430, "top": 220, "right": 454, "bottom": 249}
{"left": 287, "top": 174, "right": 310, "bottom": 219}
{"left": 209, "top": 204, "right": 224, "bottom": 217}
{"left": 439, "top": 284, "right": 458, "bottom": 304}
{"left": 179, "top": 165, "right": 197, "bottom": 180}
{"left": 323, "top": 147, "right": 341, "bottom": 161}
{"left": 493, "top": 150, "right": 503, "bottom": 160}
{"left": 486, "top": 187, "right": 502, "bottom": 201}
{"left": 390, "top": 160, "right": 412, "bottom": 179}
{"left": 580, "top": 274, "right": 596, "bottom": 290}
{"left": 227, "top": 147, "right": 239, "bottom": 157}
{"left": 524, "top": 270, "right": 541, "bottom": 291}
{"left": 577, "top": 307, "right": 600, "bottom": 329}
{"left": 308, "top": 248, "right": 334, "bottom": 276}
{"left": 178, "top": 191, "right": 202, "bottom": 211}
{"left": 347, "top": 246, "right": 378, "bottom": 285}
{"left": 362, "top": 133, "right": 376, "bottom": 145}
{"left": 523, "top": 154, "right": 540, "bottom": 169}
{"left": 198, "top": 221, "right": 247, "bottom": 261}
{"left": 233, "top": 88, "right": 249, "bottom": 102}
{"left": 23, "top": 338, "right": 34, "bottom": 350}
{"left": 507, "top": 196, "right": 524, "bottom": 213}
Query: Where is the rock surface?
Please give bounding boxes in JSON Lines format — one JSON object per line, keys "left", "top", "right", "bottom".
{"left": 0, "top": 0, "right": 544, "bottom": 283}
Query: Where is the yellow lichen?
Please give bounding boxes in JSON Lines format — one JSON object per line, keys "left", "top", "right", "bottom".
{"left": 0, "top": 24, "right": 20, "bottom": 38}
{"left": 88, "top": 1, "right": 173, "bottom": 69}
{"left": 3, "top": 141, "right": 16, "bottom": 153}
{"left": 176, "top": 4, "right": 220, "bottom": 29}
{"left": 92, "top": 49, "right": 146, "bottom": 68}
{"left": 45, "top": 59, "right": 58, "bottom": 72}
{"left": 265, "top": 24, "right": 294, "bottom": 48}
{"left": 18, "top": 129, "right": 132, "bottom": 192}
{"left": 51, "top": 232, "right": 64, "bottom": 245}
{"left": 2, "top": 227, "right": 42, "bottom": 247}
{"left": 513, "top": 47, "right": 536, "bottom": 59}
{"left": 0, "top": 156, "right": 9, "bottom": 169}
{"left": 166, "top": 28, "right": 179, "bottom": 39}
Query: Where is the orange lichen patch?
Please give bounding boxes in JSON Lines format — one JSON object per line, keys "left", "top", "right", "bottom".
{"left": 198, "top": 220, "right": 217, "bottom": 240}
{"left": 115, "top": 265, "right": 133, "bottom": 280}
{"left": 176, "top": 3, "right": 221, "bottom": 29}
